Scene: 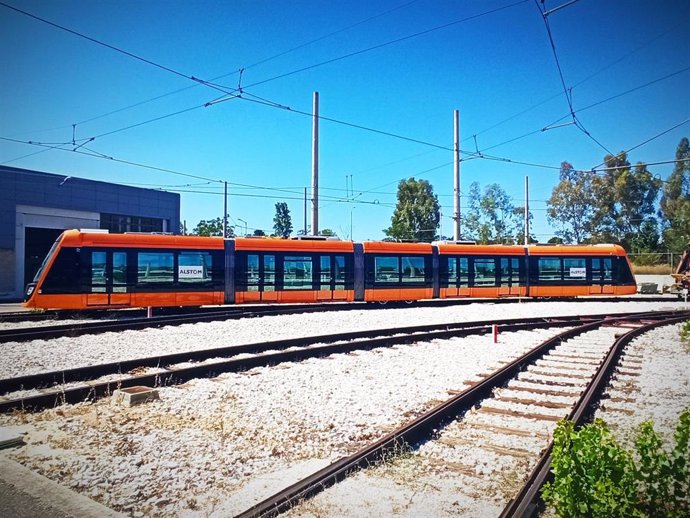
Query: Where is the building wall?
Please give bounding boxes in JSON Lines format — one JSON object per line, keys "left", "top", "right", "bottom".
{"left": 0, "top": 249, "right": 14, "bottom": 299}
{"left": 0, "top": 166, "right": 181, "bottom": 301}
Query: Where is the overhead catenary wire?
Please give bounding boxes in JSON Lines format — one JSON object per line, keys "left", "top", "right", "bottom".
{"left": 3, "top": 0, "right": 526, "bottom": 141}
{"left": 11, "top": 0, "right": 423, "bottom": 133}
{"left": 2, "top": 0, "right": 686, "bottom": 225}
{"left": 533, "top": 0, "right": 613, "bottom": 155}
{"left": 205, "top": 0, "right": 530, "bottom": 105}
{"left": 0, "top": 0, "right": 231, "bottom": 98}
{"left": 4, "top": 0, "right": 679, "bottom": 181}
{"left": 589, "top": 116, "right": 690, "bottom": 171}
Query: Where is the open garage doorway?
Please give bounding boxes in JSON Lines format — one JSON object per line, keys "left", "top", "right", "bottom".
{"left": 24, "top": 227, "right": 63, "bottom": 287}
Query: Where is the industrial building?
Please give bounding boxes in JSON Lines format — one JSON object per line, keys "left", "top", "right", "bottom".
{"left": 0, "top": 166, "right": 180, "bottom": 301}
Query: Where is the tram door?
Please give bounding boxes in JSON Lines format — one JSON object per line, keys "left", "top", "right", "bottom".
{"left": 86, "top": 250, "right": 131, "bottom": 306}
{"left": 590, "top": 258, "right": 614, "bottom": 295}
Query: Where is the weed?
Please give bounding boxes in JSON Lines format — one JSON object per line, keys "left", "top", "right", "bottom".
{"left": 542, "top": 410, "right": 690, "bottom": 517}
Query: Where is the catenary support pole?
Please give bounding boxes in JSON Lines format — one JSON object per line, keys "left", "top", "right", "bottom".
{"left": 311, "top": 92, "right": 319, "bottom": 236}
{"left": 223, "top": 181, "right": 228, "bottom": 238}
{"left": 524, "top": 176, "right": 529, "bottom": 246}
{"left": 303, "top": 187, "right": 307, "bottom": 235}
{"left": 453, "top": 110, "right": 461, "bottom": 240}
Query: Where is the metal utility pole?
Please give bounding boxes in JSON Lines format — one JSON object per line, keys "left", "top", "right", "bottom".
{"left": 223, "top": 181, "right": 228, "bottom": 238}
{"left": 303, "top": 187, "right": 307, "bottom": 235}
{"left": 453, "top": 110, "right": 461, "bottom": 241}
{"left": 311, "top": 91, "right": 319, "bottom": 236}
{"left": 524, "top": 176, "right": 530, "bottom": 246}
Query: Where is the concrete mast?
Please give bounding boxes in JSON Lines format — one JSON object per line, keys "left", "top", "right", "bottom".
{"left": 453, "top": 110, "right": 461, "bottom": 241}
{"left": 524, "top": 176, "right": 530, "bottom": 246}
{"left": 311, "top": 91, "right": 319, "bottom": 236}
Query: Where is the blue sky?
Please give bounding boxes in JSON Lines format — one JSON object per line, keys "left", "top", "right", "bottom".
{"left": 1, "top": 0, "right": 688, "bottom": 241}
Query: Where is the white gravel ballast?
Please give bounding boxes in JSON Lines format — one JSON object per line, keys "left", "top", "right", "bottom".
{"left": 0, "top": 299, "right": 688, "bottom": 517}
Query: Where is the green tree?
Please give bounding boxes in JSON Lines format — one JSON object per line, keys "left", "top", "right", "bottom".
{"left": 191, "top": 217, "right": 233, "bottom": 237}
{"left": 319, "top": 228, "right": 337, "bottom": 237}
{"left": 660, "top": 137, "right": 690, "bottom": 253}
{"left": 273, "top": 202, "right": 293, "bottom": 238}
{"left": 590, "top": 152, "right": 662, "bottom": 247}
{"left": 547, "top": 161, "right": 597, "bottom": 244}
{"left": 464, "top": 182, "right": 522, "bottom": 244}
{"left": 252, "top": 229, "right": 266, "bottom": 236}
{"left": 384, "top": 177, "right": 440, "bottom": 242}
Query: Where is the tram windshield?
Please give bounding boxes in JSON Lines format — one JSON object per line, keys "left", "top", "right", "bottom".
{"left": 32, "top": 234, "right": 63, "bottom": 283}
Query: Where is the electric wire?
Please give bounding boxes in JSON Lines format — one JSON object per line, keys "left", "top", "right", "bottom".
{"left": 534, "top": 0, "right": 613, "bottom": 155}
{"left": 28, "top": 0, "right": 423, "bottom": 131}
{"left": 0, "top": 1, "right": 230, "bottom": 97}
{"left": 589, "top": 116, "right": 690, "bottom": 171}
{"left": 206, "top": 0, "right": 530, "bottom": 105}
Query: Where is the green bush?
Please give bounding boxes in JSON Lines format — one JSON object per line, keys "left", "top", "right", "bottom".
{"left": 680, "top": 321, "right": 690, "bottom": 343}
{"left": 542, "top": 410, "right": 690, "bottom": 517}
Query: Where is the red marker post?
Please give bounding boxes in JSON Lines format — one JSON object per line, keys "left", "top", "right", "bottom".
{"left": 493, "top": 324, "right": 498, "bottom": 343}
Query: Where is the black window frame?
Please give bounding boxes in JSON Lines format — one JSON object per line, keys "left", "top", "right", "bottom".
{"left": 235, "top": 251, "right": 354, "bottom": 292}
{"left": 69, "top": 247, "right": 224, "bottom": 294}
{"left": 366, "top": 254, "right": 432, "bottom": 289}
{"left": 529, "top": 255, "right": 632, "bottom": 286}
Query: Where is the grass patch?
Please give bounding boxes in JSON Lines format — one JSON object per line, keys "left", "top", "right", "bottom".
{"left": 631, "top": 264, "right": 673, "bottom": 275}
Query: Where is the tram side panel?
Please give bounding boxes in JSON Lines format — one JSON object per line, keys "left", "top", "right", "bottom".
{"left": 26, "top": 231, "right": 226, "bottom": 310}
{"left": 362, "top": 242, "right": 434, "bottom": 302}
{"left": 436, "top": 244, "right": 526, "bottom": 299}
{"left": 527, "top": 246, "right": 636, "bottom": 297}
{"left": 232, "top": 238, "right": 356, "bottom": 305}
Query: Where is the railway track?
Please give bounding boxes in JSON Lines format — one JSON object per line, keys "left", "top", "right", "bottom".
{"left": 230, "top": 310, "right": 689, "bottom": 518}
{"left": 0, "top": 313, "right": 601, "bottom": 412}
{"left": 0, "top": 303, "right": 364, "bottom": 342}
{"left": 0, "top": 295, "right": 674, "bottom": 329}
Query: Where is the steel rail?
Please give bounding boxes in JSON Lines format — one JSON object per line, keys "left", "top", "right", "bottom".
{"left": 498, "top": 312, "right": 690, "bottom": 518}
{"left": 0, "top": 303, "right": 369, "bottom": 343}
{"left": 0, "top": 295, "right": 674, "bottom": 325}
{"left": 0, "top": 314, "right": 592, "bottom": 413}
{"left": 0, "top": 310, "right": 671, "bottom": 401}
{"left": 232, "top": 310, "right": 690, "bottom": 518}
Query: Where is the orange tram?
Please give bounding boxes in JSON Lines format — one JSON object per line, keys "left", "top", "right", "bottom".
{"left": 23, "top": 229, "right": 637, "bottom": 310}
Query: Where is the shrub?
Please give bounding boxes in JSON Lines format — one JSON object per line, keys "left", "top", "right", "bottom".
{"left": 680, "top": 321, "right": 690, "bottom": 343}
{"left": 542, "top": 410, "right": 690, "bottom": 517}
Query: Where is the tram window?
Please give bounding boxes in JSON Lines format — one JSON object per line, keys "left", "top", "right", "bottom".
{"left": 499, "top": 257, "right": 521, "bottom": 286}
{"left": 458, "top": 257, "right": 469, "bottom": 287}
{"left": 564, "top": 258, "right": 587, "bottom": 282}
{"left": 284, "top": 255, "right": 313, "bottom": 290}
{"left": 91, "top": 251, "right": 107, "bottom": 292}
{"left": 246, "top": 254, "right": 259, "bottom": 291}
{"left": 138, "top": 252, "right": 174, "bottom": 284}
{"left": 592, "top": 257, "right": 613, "bottom": 284}
{"left": 401, "top": 256, "right": 425, "bottom": 284}
{"left": 447, "top": 258, "right": 457, "bottom": 283}
{"left": 592, "top": 258, "right": 601, "bottom": 282}
{"left": 112, "top": 252, "right": 128, "bottom": 292}
{"left": 603, "top": 258, "right": 612, "bottom": 282}
{"left": 178, "top": 252, "right": 212, "bottom": 285}
{"left": 264, "top": 255, "right": 276, "bottom": 292}
{"left": 375, "top": 256, "right": 399, "bottom": 283}
{"left": 320, "top": 256, "right": 331, "bottom": 288}
{"left": 473, "top": 258, "right": 497, "bottom": 286}
{"left": 615, "top": 257, "right": 635, "bottom": 284}
{"left": 510, "top": 257, "right": 520, "bottom": 284}
{"left": 538, "top": 258, "right": 561, "bottom": 282}
{"left": 334, "top": 255, "right": 346, "bottom": 289}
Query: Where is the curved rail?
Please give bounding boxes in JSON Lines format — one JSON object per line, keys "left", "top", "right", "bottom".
{"left": 232, "top": 310, "right": 690, "bottom": 518}
{"left": 498, "top": 312, "right": 690, "bottom": 518}
{"left": 0, "top": 295, "right": 674, "bottom": 327}
{"left": 0, "top": 313, "right": 597, "bottom": 413}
